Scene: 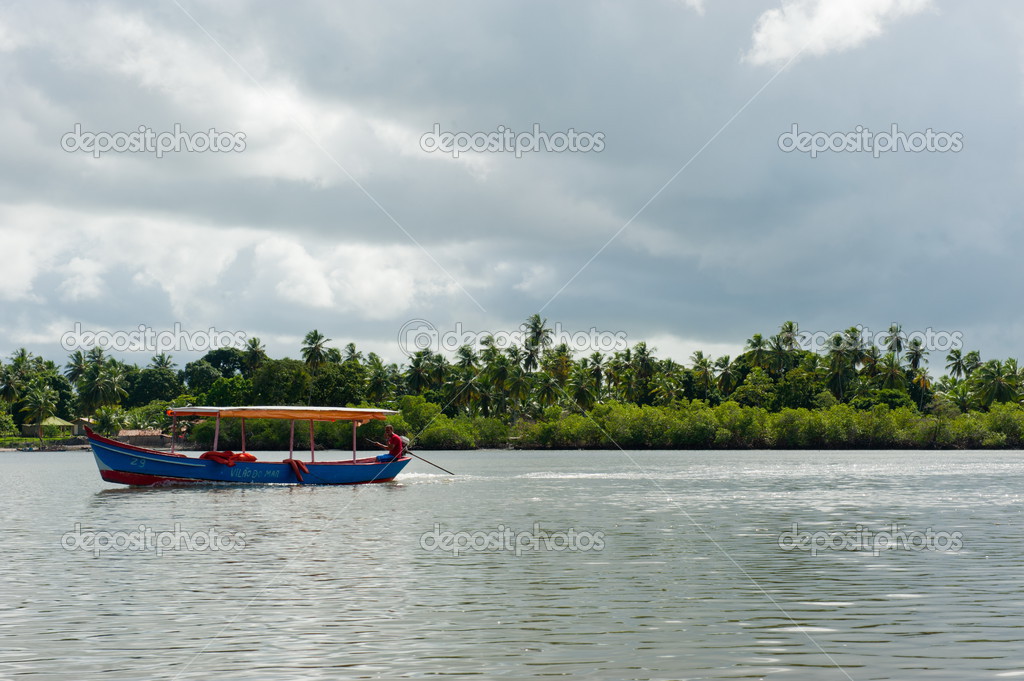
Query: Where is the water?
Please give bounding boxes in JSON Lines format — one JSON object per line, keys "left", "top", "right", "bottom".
{"left": 2, "top": 449, "right": 1023, "bottom": 680}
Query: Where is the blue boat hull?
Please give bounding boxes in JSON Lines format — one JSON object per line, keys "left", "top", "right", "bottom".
{"left": 88, "top": 431, "right": 410, "bottom": 486}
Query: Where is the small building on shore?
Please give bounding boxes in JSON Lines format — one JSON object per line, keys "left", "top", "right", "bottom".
{"left": 72, "top": 417, "right": 95, "bottom": 436}
{"left": 115, "top": 429, "right": 168, "bottom": 447}
{"left": 20, "top": 416, "right": 75, "bottom": 438}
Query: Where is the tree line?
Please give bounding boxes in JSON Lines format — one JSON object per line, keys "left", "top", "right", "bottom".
{"left": 3, "top": 317, "right": 1024, "bottom": 449}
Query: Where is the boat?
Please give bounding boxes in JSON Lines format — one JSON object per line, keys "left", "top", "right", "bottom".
{"left": 86, "top": 406, "right": 411, "bottom": 486}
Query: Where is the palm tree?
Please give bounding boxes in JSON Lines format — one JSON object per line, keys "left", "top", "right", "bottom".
{"left": 944, "top": 382, "right": 973, "bottom": 413}
{"left": 406, "top": 350, "right": 431, "bottom": 394}
{"left": 544, "top": 343, "right": 575, "bottom": 387}
{"left": 523, "top": 314, "right": 553, "bottom": 352}
{"left": 521, "top": 314, "right": 553, "bottom": 373}
{"left": 343, "top": 342, "right": 363, "bottom": 363}
{"left": 859, "top": 345, "right": 882, "bottom": 378}
{"left": 946, "top": 349, "right": 967, "bottom": 380}
{"left": 973, "top": 360, "right": 1018, "bottom": 408}
{"left": 483, "top": 353, "right": 510, "bottom": 391}
{"left": 631, "top": 342, "right": 656, "bottom": 390}
{"left": 78, "top": 360, "right": 128, "bottom": 414}
{"left": 586, "top": 352, "right": 605, "bottom": 393}
{"left": 883, "top": 324, "right": 905, "bottom": 359}
{"left": 534, "top": 373, "right": 560, "bottom": 409}
{"left": 745, "top": 333, "right": 768, "bottom": 369}
{"left": 605, "top": 349, "right": 631, "bottom": 400}
{"left": 506, "top": 367, "right": 531, "bottom": 418}
{"left": 1006, "top": 358, "right": 1024, "bottom": 385}
{"left": 523, "top": 341, "right": 542, "bottom": 374}
{"left": 0, "top": 364, "right": 20, "bottom": 405}
{"left": 843, "top": 327, "right": 869, "bottom": 369}
{"left": 427, "top": 352, "right": 449, "bottom": 391}
{"left": 650, "top": 372, "right": 680, "bottom": 406}
{"left": 825, "top": 334, "right": 855, "bottom": 399}
{"left": 715, "top": 356, "right": 739, "bottom": 396}
{"left": 767, "top": 334, "right": 790, "bottom": 377}
{"left": 93, "top": 405, "right": 127, "bottom": 437}
{"left": 455, "top": 345, "right": 478, "bottom": 371}
{"left": 9, "top": 348, "right": 31, "bottom": 375}
{"left": 779, "top": 321, "right": 802, "bottom": 351}
{"left": 301, "top": 330, "right": 331, "bottom": 403}
{"left": 876, "top": 352, "right": 908, "bottom": 391}
{"left": 479, "top": 335, "right": 502, "bottom": 366}
{"left": 911, "top": 368, "right": 933, "bottom": 408}
{"left": 149, "top": 353, "right": 175, "bottom": 370}
{"left": 365, "top": 353, "right": 394, "bottom": 403}
{"left": 690, "top": 351, "right": 715, "bottom": 399}
{"left": 505, "top": 345, "right": 524, "bottom": 370}
{"left": 964, "top": 350, "right": 982, "bottom": 377}
{"left": 799, "top": 352, "right": 821, "bottom": 374}
{"left": 567, "top": 367, "right": 597, "bottom": 412}
{"left": 85, "top": 347, "right": 106, "bottom": 368}
{"left": 618, "top": 368, "right": 642, "bottom": 403}
{"left": 243, "top": 337, "right": 267, "bottom": 377}
{"left": 64, "top": 350, "right": 88, "bottom": 384}
{"left": 452, "top": 370, "right": 481, "bottom": 416}
{"left": 301, "top": 330, "right": 331, "bottom": 372}
{"left": 20, "top": 379, "right": 58, "bottom": 449}
{"left": 904, "top": 338, "right": 927, "bottom": 371}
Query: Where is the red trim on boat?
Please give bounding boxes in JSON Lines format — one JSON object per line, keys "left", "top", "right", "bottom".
{"left": 100, "top": 469, "right": 196, "bottom": 486}
{"left": 99, "top": 468, "right": 397, "bottom": 487}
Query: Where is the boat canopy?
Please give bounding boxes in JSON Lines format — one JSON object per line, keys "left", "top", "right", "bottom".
{"left": 167, "top": 406, "right": 396, "bottom": 423}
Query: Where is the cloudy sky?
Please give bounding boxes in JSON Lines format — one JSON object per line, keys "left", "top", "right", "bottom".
{"left": 1, "top": 0, "right": 1021, "bottom": 370}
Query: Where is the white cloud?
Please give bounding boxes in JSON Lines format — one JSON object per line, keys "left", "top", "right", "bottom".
{"left": 0, "top": 226, "right": 55, "bottom": 303}
{"left": 59, "top": 257, "right": 106, "bottom": 301}
{"left": 0, "top": 198, "right": 483, "bottom": 340}
{"left": 680, "top": 0, "right": 708, "bottom": 16}
{"left": 0, "top": 203, "right": 250, "bottom": 318}
{"left": 511, "top": 264, "right": 557, "bottom": 295}
{"left": 253, "top": 237, "right": 335, "bottom": 308}
{"left": 2, "top": 4, "right": 437, "bottom": 189}
{"left": 640, "top": 334, "right": 744, "bottom": 366}
{"left": 745, "top": 0, "right": 932, "bottom": 65}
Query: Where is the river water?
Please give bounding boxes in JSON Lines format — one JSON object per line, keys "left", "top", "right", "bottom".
{"left": 1, "top": 449, "right": 1023, "bottom": 680}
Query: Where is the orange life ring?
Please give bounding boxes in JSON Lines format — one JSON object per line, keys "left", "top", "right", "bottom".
{"left": 200, "top": 450, "right": 237, "bottom": 466}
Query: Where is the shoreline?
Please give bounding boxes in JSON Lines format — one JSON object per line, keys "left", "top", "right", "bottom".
{"left": 3, "top": 445, "right": 1023, "bottom": 453}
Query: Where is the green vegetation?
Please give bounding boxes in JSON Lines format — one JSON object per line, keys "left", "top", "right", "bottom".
{"left": 3, "top": 318, "right": 1024, "bottom": 450}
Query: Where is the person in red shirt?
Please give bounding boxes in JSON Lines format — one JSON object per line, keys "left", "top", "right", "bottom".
{"left": 375, "top": 425, "right": 405, "bottom": 462}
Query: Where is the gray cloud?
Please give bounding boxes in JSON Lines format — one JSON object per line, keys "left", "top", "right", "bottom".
{"left": 1, "top": 0, "right": 1021, "bottom": 371}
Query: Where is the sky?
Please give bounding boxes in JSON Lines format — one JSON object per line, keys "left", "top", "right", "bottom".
{"left": 1, "top": 0, "right": 1022, "bottom": 372}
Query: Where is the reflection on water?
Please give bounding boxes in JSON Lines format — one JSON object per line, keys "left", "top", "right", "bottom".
{"left": 1, "top": 449, "right": 1023, "bottom": 679}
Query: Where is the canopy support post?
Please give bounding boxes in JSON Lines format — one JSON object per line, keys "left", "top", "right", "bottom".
{"left": 213, "top": 414, "right": 221, "bottom": 451}
{"left": 241, "top": 418, "right": 246, "bottom": 453}
{"left": 352, "top": 421, "right": 357, "bottom": 462}
{"left": 309, "top": 420, "right": 315, "bottom": 463}
{"left": 289, "top": 421, "right": 295, "bottom": 457}
{"left": 171, "top": 414, "right": 177, "bottom": 454}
